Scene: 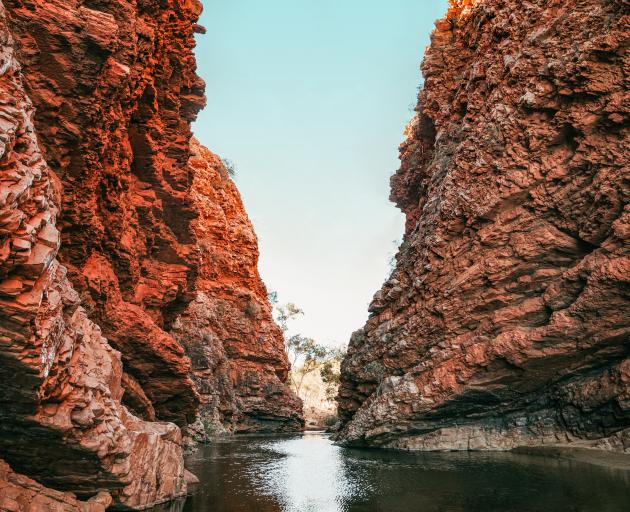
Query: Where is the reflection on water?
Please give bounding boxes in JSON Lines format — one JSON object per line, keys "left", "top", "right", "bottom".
{"left": 160, "top": 432, "right": 630, "bottom": 512}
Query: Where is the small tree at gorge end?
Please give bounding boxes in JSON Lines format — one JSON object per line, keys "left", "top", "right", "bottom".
{"left": 320, "top": 347, "right": 346, "bottom": 401}
{"left": 269, "top": 293, "right": 345, "bottom": 400}
{"left": 286, "top": 334, "right": 328, "bottom": 395}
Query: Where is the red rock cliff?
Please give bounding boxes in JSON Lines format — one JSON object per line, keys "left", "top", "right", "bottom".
{"left": 0, "top": 1, "right": 190, "bottom": 508}
{"left": 173, "top": 140, "right": 303, "bottom": 437}
{"left": 5, "top": 0, "right": 205, "bottom": 427}
{"left": 337, "top": 0, "right": 629, "bottom": 452}
{"left": 0, "top": 0, "right": 301, "bottom": 508}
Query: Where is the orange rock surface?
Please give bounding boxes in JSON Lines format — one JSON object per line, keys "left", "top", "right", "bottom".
{"left": 0, "top": 0, "right": 301, "bottom": 508}
{"left": 337, "top": 0, "right": 629, "bottom": 452}
{"left": 174, "top": 140, "right": 303, "bottom": 436}
{"left": 0, "top": 460, "right": 112, "bottom": 512}
{"left": 0, "top": 1, "right": 189, "bottom": 507}
{"left": 5, "top": 0, "right": 204, "bottom": 426}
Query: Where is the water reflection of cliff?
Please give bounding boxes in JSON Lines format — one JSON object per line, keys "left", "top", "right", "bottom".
{"left": 179, "top": 433, "right": 630, "bottom": 512}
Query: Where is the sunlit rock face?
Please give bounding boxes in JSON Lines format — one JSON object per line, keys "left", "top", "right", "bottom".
{"left": 4, "top": 0, "right": 205, "bottom": 427}
{"left": 1, "top": 0, "right": 301, "bottom": 507}
{"left": 173, "top": 140, "right": 303, "bottom": 439}
{"left": 337, "top": 0, "right": 629, "bottom": 451}
{"left": 0, "top": 460, "right": 113, "bottom": 512}
{"left": 0, "top": 1, "right": 189, "bottom": 507}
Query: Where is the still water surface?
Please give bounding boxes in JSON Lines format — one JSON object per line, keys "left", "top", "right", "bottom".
{"left": 164, "top": 432, "right": 629, "bottom": 512}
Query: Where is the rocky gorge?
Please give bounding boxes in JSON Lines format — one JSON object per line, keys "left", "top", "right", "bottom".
{"left": 0, "top": 0, "right": 628, "bottom": 509}
{"left": 0, "top": 0, "right": 301, "bottom": 509}
{"left": 337, "top": 0, "right": 629, "bottom": 454}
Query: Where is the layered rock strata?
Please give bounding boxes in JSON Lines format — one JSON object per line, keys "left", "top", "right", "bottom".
{"left": 0, "top": 1, "right": 188, "bottom": 507}
{"left": 4, "top": 0, "right": 205, "bottom": 427}
{"left": 337, "top": 0, "right": 629, "bottom": 452}
{"left": 1, "top": 0, "right": 301, "bottom": 508}
{"left": 0, "top": 460, "right": 112, "bottom": 512}
{"left": 174, "top": 140, "right": 303, "bottom": 438}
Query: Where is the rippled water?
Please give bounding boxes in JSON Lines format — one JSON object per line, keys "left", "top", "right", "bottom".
{"left": 160, "top": 432, "right": 630, "bottom": 512}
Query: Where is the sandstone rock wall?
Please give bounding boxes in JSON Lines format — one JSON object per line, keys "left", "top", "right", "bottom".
{"left": 1, "top": 0, "right": 301, "bottom": 508}
{"left": 337, "top": 0, "right": 629, "bottom": 452}
{"left": 0, "top": 460, "right": 112, "bottom": 512}
{"left": 0, "top": 1, "right": 188, "bottom": 507}
{"left": 4, "top": 0, "right": 205, "bottom": 427}
{"left": 174, "top": 140, "right": 303, "bottom": 438}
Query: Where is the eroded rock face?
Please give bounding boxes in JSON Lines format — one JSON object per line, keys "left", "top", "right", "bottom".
{"left": 0, "top": 1, "right": 187, "bottom": 507}
{"left": 173, "top": 140, "right": 303, "bottom": 438}
{"left": 1, "top": 0, "right": 301, "bottom": 508}
{"left": 337, "top": 0, "right": 629, "bottom": 451}
{"left": 4, "top": 0, "right": 205, "bottom": 426}
{"left": 0, "top": 460, "right": 112, "bottom": 512}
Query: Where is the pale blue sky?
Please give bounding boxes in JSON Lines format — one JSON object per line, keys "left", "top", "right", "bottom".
{"left": 193, "top": 1, "right": 448, "bottom": 347}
